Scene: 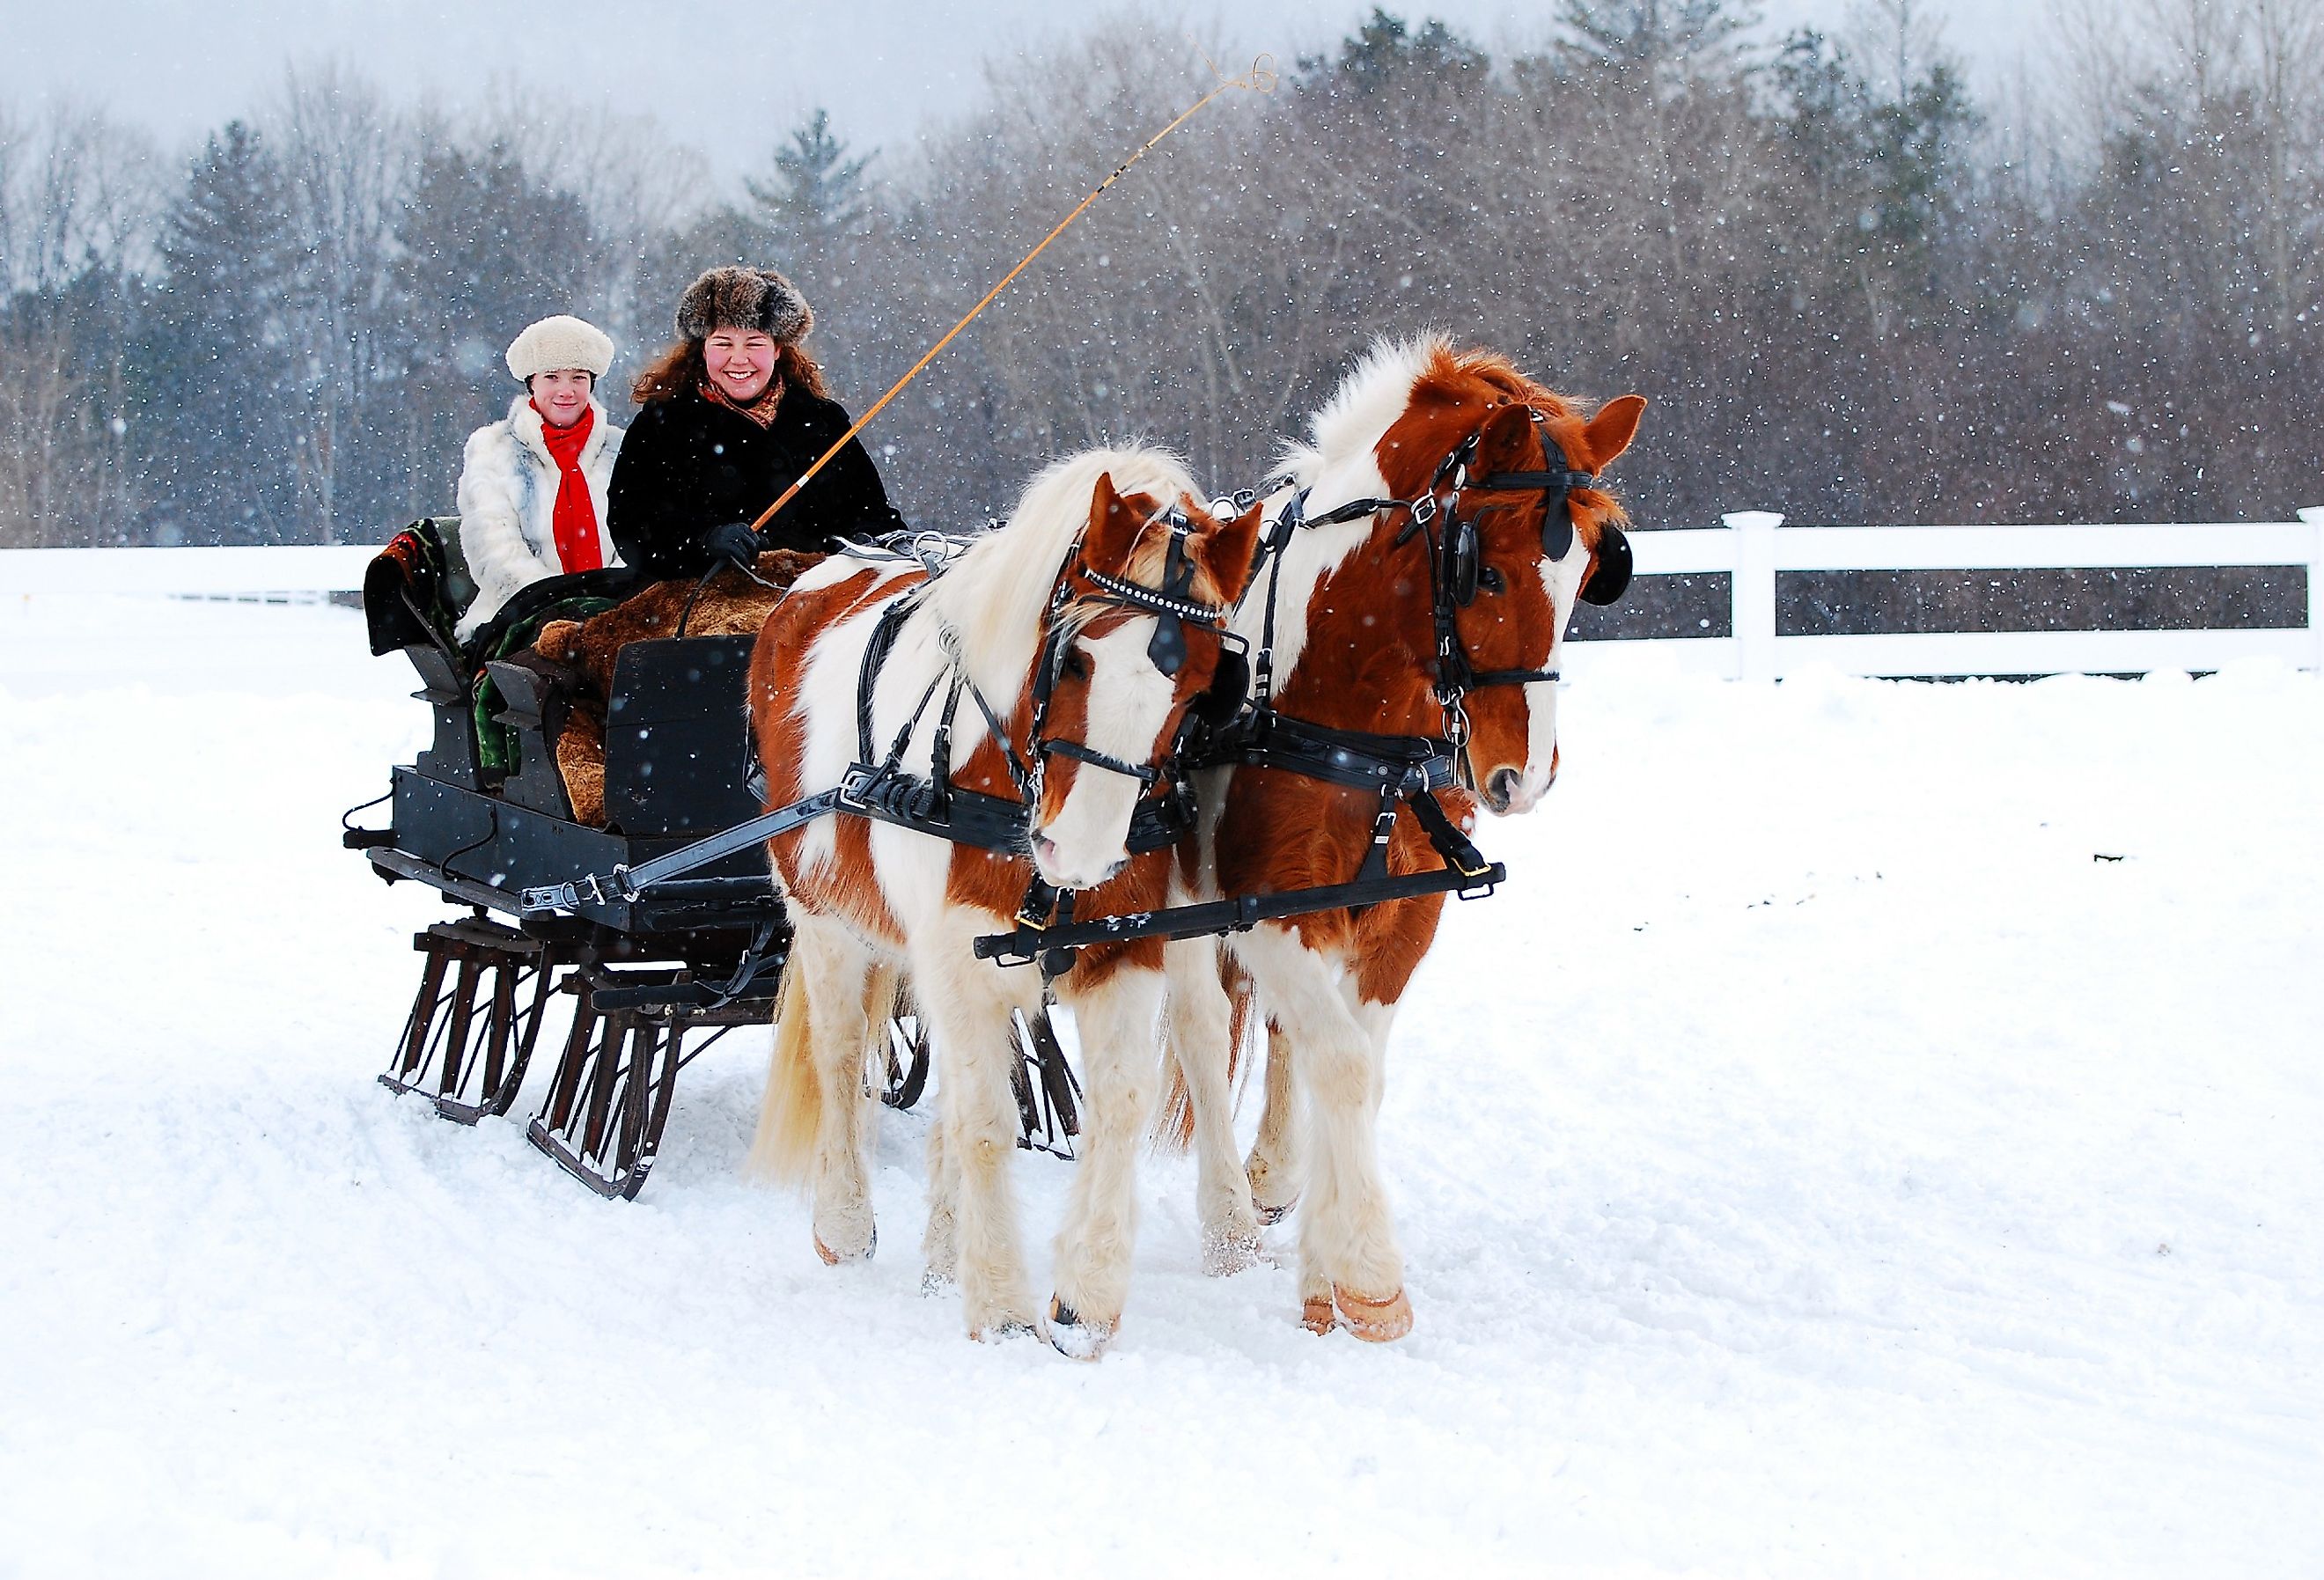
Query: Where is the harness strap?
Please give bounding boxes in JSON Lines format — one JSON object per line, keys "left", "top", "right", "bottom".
{"left": 1200, "top": 709, "right": 1456, "bottom": 794}
{"left": 971, "top": 855, "right": 1504, "bottom": 966}
{"left": 856, "top": 595, "right": 917, "bottom": 766}
{"left": 520, "top": 785, "right": 850, "bottom": 912}
{"left": 1040, "top": 736, "right": 1162, "bottom": 787}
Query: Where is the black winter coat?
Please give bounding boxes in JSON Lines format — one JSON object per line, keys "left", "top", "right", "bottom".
{"left": 606, "top": 385, "right": 906, "bottom": 580}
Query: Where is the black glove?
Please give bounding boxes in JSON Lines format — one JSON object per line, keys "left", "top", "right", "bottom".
{"left": 707, "top": 521, "right": 761, "bottom": 569}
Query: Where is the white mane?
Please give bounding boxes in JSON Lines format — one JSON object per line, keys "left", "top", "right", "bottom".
{"left": 1275, "top": 333, "right": 1447, "bottom": 496}
{"left": 1218, "top": 335, "right": 1449, "bottom": 680}
{"left": 924, "top": 444, "right": 1201, "bottom": 704}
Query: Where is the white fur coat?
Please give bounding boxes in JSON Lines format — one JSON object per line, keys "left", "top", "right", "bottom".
{"left": 453, "top": 394, "right": 624, "bottom": 639}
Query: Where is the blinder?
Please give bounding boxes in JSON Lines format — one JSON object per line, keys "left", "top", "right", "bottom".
{"left": 1444, "top": 506, "right": 1482, "bottom": 607}
{"left": 1144, "top": 505, "right": 1199, "bottom": 675}
{"left": 1580, "top": 523, "right": 1632, "bottom": 606}
{"left": 1464, "top": 409, "right": 1633, "bottom": 610}
{"left": 1033, "top": 498, "right": 1239, "bottom": 787}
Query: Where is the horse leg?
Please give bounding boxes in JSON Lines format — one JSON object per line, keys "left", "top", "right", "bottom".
{"left": 1044, "top": 959, "right": 1166, "bottom": 1357}
{"left": 916, "top": 939, "right": 1041, "bottom": 1340}
{"left": 1235, "top": 927, "right": 1409, "bottom": 1341}
{"left": 1163, "top": 937, "right": 1261, "bottom": 1274}
{"left": 1244, "top": 1017, "right": 1301, "bottom": 1226}
{"left": 920, "top": 1088, "right": 960, "bottom": 1292}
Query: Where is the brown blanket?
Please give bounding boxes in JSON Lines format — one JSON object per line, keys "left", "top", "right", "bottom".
{"left": 533, "top": 550, "right": 824, "bottom": 825}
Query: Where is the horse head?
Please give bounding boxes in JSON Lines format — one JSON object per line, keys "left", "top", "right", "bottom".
{"left": 1026, "top": 471, "right": 1262, "bottom": 889}
{"left": 1372, "top": 347, "right": 1645, "bottom": 816}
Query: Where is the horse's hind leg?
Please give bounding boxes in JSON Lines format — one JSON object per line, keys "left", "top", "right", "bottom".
{"left": 916, "top": 937, "right": 1040, "bottom": 1339}
{"left": 1163, "top": 937, "right": 1261, "bottom": 1274}
{"left": 792, "top": 914, "right": 887, "bottom": 1263}
{"left": 921, "top": 1091, "right": 960, "bottom": 1292}
{"left": 1245, "top": 1018, "right": 1301, "bottom": 1225}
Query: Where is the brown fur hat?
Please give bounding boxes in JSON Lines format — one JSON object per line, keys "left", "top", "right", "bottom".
{"left": 675, "top": 267, "right": 813, "bottom": 345}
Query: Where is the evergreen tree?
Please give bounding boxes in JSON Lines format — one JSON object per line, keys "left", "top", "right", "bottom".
{"left": 1554, "top": 0, "right": 1757, "bottom": 90}
{"left": 396, "top": 142, "right": 595, "bottom": 495}
{"left": 147, "top": 121, "right": 302, "bottom": 544}
{"left": 1773, "top": 29, "right": 1979, "bottom": 301}
{"left": 1298, "top": 8, "right": 1489, "bottom": 92}
{"left": 745, "top": 109, "right": 873, "bottom": 254}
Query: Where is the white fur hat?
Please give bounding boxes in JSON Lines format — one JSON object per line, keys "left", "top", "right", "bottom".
{"left": 505, "top": 315, "right": 615, "bottom": 383}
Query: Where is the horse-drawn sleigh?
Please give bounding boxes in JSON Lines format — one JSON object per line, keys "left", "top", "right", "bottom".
{"left": 351, "top": 337, "right": 1641, "bottom": 1354}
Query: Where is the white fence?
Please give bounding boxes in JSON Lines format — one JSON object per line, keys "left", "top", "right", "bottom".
{"left": 1607, "top": 509, "right": 2324, "bottom": 678}
{"left": 5, "top": 513, "right": 2321, "bottom": 679}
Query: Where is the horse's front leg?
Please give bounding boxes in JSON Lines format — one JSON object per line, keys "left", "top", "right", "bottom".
{"left": 1232, "top": 925, "right": 1411, "bottom": 1341}
{"left": 1045, "top": 953, "right": 1168, "bottom": 1357}
{"left": 1162, "top": 937, "right": 1261, "bottom": 1273}
{"left": 915, "top": 934, "right": 1041, "bottom": 1340}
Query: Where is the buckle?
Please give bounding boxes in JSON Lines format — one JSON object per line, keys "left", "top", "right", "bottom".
{"left": 1454, "top": 859, "right": 1502, "bottom": 897}
{"left": 1410, "top": 494, "right": 1438, "bottom": 526}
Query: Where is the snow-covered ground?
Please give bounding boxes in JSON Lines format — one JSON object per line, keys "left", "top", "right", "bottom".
{"left": 3, "top": 594, "right": 2319, "bottom": 1578}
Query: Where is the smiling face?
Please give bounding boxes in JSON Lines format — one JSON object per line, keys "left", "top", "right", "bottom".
{"left": 702, "top": 328, "right": 777, "bottom": 401}
{"left": 529, "top": 367, "right": 594, "bottom": 427}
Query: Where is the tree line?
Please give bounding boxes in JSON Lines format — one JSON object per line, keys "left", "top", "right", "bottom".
{"left": 4, "top": 0, "right": 2319, "bottom": 632}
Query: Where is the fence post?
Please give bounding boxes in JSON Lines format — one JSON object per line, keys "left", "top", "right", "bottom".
{"left": 1724, "top": 511, "right": 1783, "bottom": 681}
{"left": 2300, "top": 508, "right": 2324, "bottom": 674}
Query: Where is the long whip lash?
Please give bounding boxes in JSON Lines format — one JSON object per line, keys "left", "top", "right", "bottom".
{"left": 744, "top": 48, "right": 1276, "bottom": 538}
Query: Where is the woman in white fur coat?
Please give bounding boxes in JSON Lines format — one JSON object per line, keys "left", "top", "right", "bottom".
{"left": 453, "top": 314, "right": 626, "bottom": 640}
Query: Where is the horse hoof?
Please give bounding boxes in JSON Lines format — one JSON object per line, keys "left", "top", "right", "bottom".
{"left": 813, "top": 1224, "right": 875, "bottom": 1266}
{"left": 1253, "top": 1194, "right": 1299, "bottom": 1227}
{"left": 1300, "top": 1294, "right": 1336, "bottom": 1335}
{"left": 1333, "top": 1283, "right": 1413, "bottom": 1342}
{"left": 1044, "top": 1297, "right": 1116, "bottom": 1361}
{"left": 1201, "top": 1226, "right": 1261, "bottom": 1276}
{"left": 969, "top": 1318, "right": 1036, "bottom": 1344}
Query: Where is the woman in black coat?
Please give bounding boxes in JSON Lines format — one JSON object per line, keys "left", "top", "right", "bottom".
{"left": 607, "top": 266, "right": 905, "bottom": 581}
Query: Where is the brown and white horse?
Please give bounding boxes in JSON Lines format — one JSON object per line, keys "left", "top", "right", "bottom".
{"left": 747, "top": 447, "right": 1261, "bottom": 1353}
{"left": 1163, "top": 337, "right": 1644, "bottom": 1339}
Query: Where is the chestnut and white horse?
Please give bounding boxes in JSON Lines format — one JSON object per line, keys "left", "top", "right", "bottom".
{"left": 1163, "top": 337, "right": 1645, "bottom": 1340}
{"left": 747, "top": 447, "right": 1261, "bottom": 1353}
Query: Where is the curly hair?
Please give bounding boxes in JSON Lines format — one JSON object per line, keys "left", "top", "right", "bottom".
{"left": 629, "top": 337, "right": 830, "bottom": 405}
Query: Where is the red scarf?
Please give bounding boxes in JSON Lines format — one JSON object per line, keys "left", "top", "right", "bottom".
{"left": 532, "top": 400, "right": 602, "bottom": 573}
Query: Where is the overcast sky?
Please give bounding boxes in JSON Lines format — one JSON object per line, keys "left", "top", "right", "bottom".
{"left": 7, "top": 0, "right": 2052, "bottom": 179}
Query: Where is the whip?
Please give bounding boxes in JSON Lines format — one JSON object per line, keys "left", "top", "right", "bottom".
{"left": 742, "top": 47, "right": 1277, "bottom": 539}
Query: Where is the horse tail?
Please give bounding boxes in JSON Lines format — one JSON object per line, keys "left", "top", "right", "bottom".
{"left": 746, "top": 966, "right": 821, "bottom": 1187}
{"left": 1151, "top": 950, "right": 1256, "bottom": 1152}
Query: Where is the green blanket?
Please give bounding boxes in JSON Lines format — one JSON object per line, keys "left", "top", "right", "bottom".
{"left": 470, "top": 597, "right": 620, "bottom": 774}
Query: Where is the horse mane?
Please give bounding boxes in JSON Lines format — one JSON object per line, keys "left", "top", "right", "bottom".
{"left": 924, "top": 443, "right": 1204, "bottom": 703}
{"left": 1279, "top": 334, "right": 1583, "bottom": 487}
{"left": 1275, "top": 334, "right": 1622, "bottom": 545}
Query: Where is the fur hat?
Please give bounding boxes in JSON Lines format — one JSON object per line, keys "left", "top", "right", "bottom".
{"left": 506, "top": 315, "right": 615, "bottom": 383}
{"left": 675, "top": 267, "right": 814, "bottom": 345}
